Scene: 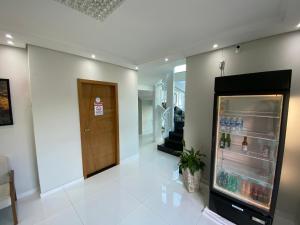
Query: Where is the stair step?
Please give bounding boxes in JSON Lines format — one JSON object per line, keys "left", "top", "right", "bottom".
{"left": 165, "top": 138, "right": 183, "bottom": 151}
{"left": 175, "top": 127, "right": 184, "bottom": 134}
{"left": 169, "top": 131, "right": 183, "bottom": 141}
{"left": 175, "top": 121, "right": 184, "bottom": 130}
{"left": 157, "top": 144, "right": 182, "bottom": 157}
{"left": 165, "top": 137, "right": 182, "bottom": 145}
{"left": 175, "top": 120, "right": 184, "bottom": 126}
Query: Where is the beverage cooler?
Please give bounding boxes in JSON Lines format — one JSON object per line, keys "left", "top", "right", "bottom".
{"left": 209, "top": 70, "right": 292, "bottom": 225}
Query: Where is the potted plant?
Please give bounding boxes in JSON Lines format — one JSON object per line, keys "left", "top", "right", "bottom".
{"left": 178, "top": 145, "right": 206, "bottom": 192}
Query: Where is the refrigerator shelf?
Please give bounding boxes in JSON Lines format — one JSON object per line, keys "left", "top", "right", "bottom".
{"left": 217, "top": 160, "right": 273, "bottom": 188}
{"left": 221, "top": 110, "right": 280, "bottom": 119}
{"left": 219, "top": 148, "right": 275, "bottom": 163}
{"left": 218, "top": 130, "right": 278, "bottom": 142}
{"left": 222, "top": 113, "right": 280, "bottom": 119}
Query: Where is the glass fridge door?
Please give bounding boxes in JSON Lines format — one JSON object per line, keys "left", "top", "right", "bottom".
{"left": 213, "top": 95, "right": 283, "bottom": 211}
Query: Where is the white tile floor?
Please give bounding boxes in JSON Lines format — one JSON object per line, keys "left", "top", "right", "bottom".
{"left": 0, "top": 136, "right": 215, "bottom": 225}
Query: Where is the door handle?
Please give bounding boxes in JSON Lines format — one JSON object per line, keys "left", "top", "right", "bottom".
{"left": 84, "top": 128, "right": 91, "bottom": 132}
{"left": 231, "top": 204, "right": 244, "bottom": 212}
{"left": 252, "top": 217, "right": 266, "bottom": 225}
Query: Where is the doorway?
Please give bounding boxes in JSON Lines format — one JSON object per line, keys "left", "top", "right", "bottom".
{"left": 77, "top": 79, "right": 119, "bottom": 178}
{"left": 138, "top": 90, "right": 154, "bottom": 145}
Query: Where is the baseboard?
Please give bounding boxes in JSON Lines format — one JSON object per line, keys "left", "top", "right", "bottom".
{"left": 201, "top": 177, "right": 209, "bottom": 184}
{"left": 40, "top": 177, "right": 84, "bottom": 198}
{"left": 200, "top": 181, "right": 209, "bottom": 192}
{"left": 17, "top": 188, "right": 39, "bottom": 199}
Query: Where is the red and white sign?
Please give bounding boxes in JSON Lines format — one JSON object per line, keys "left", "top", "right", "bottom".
{"left": 94, "top": 97, "right": 103, "bottom": 116}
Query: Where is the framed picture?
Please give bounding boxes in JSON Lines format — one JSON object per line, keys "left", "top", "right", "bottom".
{"left": 0, "top": 79, "right": 13, "bottom": 125}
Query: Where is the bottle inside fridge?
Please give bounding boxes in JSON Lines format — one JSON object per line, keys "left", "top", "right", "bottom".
{"left": 214, "top": 95, "right": 283, "bottom": 211}
{"left": 242, "top": 136, "right": 248, "bottom": 152}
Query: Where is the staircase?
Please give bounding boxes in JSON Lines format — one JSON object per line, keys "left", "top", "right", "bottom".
{"left": 157, "top": 120, "right": 184, "bottom": 156}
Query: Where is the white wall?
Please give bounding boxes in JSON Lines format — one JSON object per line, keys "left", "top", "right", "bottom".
{"left": 141, "top": 100, "right": 153, "bottom": 135}
{"left": 185, "top": 31, "right": 300, "bottom": 224}
{"left": 0, "top": 45, "right": 38, "bottom": 196}
{"left": 138, "top": 84, "right": 153, "bottom": 91}
{"left": 175, "top": 81, "right": 185, "bottom": 92}
{"left": 28, "top": 45, "right": 139, "bottom": 194}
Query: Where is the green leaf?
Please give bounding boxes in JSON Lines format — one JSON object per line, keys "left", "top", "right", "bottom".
{"left": 178, "top": 141, "right": 207, "bottom": 174}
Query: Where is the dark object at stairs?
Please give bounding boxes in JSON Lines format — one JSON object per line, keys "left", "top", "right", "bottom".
{"left": 158, "top": 120, "right": 184, "bottom": 157}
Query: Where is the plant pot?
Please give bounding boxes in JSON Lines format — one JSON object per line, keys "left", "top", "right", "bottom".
{"left": 182, "top": 168, "right": 201, "bottom": 192}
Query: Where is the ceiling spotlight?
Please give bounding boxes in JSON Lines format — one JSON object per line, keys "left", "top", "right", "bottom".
{"left": 235, "top": 45, "right": 241, "bottom": 53}
{"left": 5, "top": 34, "right": 13, "bottom": 39}
{"left": 7, "top": 40, "right": 14, "bottom": 45}
{"left": 91, "top": 54, "right": 96, "bottom": 59}
{"left": 135, "top": 66, "right": 139, "bottom": 70}
{"left": 297, "top": 23, "right": 300, "bottom": 29}
{"left": 213, "top": 44, "right": 219, "bottom": 49}
{"left": 165, "top": 58, "right": 169, "bottom": 62}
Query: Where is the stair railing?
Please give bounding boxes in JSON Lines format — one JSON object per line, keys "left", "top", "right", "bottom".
{"left": 162, "top": 107, "right": 172, "bottom": 138}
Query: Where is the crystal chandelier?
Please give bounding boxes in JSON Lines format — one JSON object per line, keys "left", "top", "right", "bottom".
{"left": 54, "top": 0, "right": 125, "bottom": 21}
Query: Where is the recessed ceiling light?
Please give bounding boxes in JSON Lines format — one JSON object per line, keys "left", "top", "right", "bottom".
{"left": 5, "top": 34, "right": 13, "bottom": 39}
{"left": 7, "top": 40, "right": 14, "bottom": 45}
{"left": 91, "top": 54, "right": 96, "bottom": 59}
{"left": 135, "top": 66, "right": 139, "bottom": 70}
{"left": 213, "top": 44, "right": 219, "bottom": 49}
{"left": 297, "top": 23, "right": 300, "bottom": 28}
{"left": 165, "top": 58, "right": 169, "bottom": 62}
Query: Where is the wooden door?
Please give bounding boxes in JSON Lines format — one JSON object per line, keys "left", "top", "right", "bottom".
{"left": 78, "top": 79, "right": 119, "bottom": 178}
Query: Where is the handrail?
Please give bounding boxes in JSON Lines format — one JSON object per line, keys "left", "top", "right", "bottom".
{"left": 162, "top": 107, "right": 172, "bottom": 138}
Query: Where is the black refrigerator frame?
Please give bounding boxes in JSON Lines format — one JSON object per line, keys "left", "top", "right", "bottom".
{"left": 209, "top": 70, "right": 292, "bottom": 225}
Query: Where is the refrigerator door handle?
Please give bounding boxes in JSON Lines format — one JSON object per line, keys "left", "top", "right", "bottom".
{"left": 231, "top": 204, "right": 244, "bottom": 212}
{"left": 251, "top": 216, "right": 266, "bottom": 225}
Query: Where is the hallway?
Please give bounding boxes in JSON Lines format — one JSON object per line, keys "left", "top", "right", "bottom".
{"left": 0, "top": 141, "right": 211, "bottom": 225}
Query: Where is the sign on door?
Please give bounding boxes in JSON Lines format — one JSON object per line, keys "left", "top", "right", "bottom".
{"left": 94, "top": 97, "right": 103, "bottom": 116}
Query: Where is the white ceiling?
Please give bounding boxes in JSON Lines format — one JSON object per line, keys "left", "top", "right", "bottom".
{"left": 0, "top": 0, "right": 300, "bottom": 69}
{"left": 138, "top": 59, "right": 185, "bottom": 87}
